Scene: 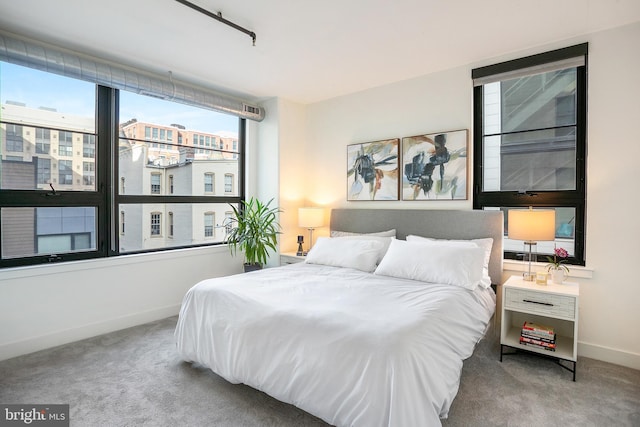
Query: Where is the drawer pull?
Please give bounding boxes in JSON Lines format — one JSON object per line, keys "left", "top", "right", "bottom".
{"left": 522, "top": 299, "right": 554, "bottom": 307}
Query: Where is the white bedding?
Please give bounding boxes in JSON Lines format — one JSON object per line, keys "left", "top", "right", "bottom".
{"left": 175, "top": 263, "right": 495, "bottom": 427}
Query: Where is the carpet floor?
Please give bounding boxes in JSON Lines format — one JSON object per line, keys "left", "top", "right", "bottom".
{"left": 1, "top": 316, "right": 638, "bottom": 426}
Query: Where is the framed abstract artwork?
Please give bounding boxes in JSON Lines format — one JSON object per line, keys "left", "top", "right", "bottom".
{"left": 347, "top": 138, "right": 399, "bottom": 201}
{"left": 401, "top": 129, "right": 468, "bottom": 200}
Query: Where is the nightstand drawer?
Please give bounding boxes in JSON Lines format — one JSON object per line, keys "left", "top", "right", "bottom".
{"left": 505, "top": 288, "right": 576, "bottom": 320}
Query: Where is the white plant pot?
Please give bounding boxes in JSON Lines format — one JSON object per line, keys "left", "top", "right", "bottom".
{"left": 550, "top": 268, "right": 567, "bottom": 284}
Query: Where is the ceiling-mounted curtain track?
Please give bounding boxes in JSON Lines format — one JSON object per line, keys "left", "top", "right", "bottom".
{"left": 0, "top": 31, "right": 264, "bottom": 121}
{"left": 175, "top": 0, "right": 257, "bottom": 46}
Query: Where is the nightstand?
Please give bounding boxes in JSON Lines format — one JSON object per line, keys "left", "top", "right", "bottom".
{"left": 500, "top": 275, "right": 579, "bottom": 381}
{"left": 280, "top": 252, "right": 306, "bottom": 265}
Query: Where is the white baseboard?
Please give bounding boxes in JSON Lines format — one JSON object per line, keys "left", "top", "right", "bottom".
{"left": 0, "top": 304, "right": 181, "bottom": 362}
{"left": 578, "top": 341, "right": 640, "bottom": 371}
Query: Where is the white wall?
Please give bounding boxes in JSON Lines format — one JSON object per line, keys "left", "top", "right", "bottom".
{"left": 254, "top": 97, "right": 309, "bottom": 257}
{"left": 297, "top": 22, "right": 640, "bottom": 370}
{"left": 276, "top": 99, "right": 308, "bottom": 253}
{"left": 0, "top": 246, "right": 243, "bottom": 361}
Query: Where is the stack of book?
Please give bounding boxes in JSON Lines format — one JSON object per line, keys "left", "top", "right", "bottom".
{"left": 520, "top": 321, "right": 556, "bottom": 351}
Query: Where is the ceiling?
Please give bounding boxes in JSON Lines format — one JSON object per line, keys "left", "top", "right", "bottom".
{"left": 0, "top": 0, "right": 639, "bottom": 105}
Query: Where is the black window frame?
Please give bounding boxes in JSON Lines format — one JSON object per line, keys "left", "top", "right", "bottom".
{"left": 472, "top": 43, "right": 588, "bottom": 266}
{"left": 0, "top": 76, "right": 246, "bottom": 268}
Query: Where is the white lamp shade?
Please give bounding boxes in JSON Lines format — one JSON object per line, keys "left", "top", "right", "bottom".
{"left": 298, "top": 207, "right": 324, "bottom": 228}
{"left": 508, "top": 208, "right": 556, "bottom": 242}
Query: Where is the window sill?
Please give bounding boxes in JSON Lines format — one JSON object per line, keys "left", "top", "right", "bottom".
{"left": 503, "top": 259, "right": 593, "bottom": 280}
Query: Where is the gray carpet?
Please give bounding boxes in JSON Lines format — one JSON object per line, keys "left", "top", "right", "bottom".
{"left": 1, "top": 316, "right": 638, "bottom": 427}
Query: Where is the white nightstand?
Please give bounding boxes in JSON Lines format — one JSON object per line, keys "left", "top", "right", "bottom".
{"left": 500, "top": 275, "right": 579, "bottom": 381}
{"left": 280, "top": 252, "right": 306, "bottom": 265}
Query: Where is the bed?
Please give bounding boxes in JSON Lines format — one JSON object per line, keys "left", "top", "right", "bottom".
{"left": 175, "top": 208, "right": 503, "bottom": 426}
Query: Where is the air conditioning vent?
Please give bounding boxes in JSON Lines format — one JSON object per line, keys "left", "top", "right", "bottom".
{"left": 242, "top": 103, "right": 261, "bottom": 118}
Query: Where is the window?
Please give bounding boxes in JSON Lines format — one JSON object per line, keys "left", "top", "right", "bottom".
{"left": 38, "top": 231, "right": 92, "bottom": 253}
{"left": 0, "top": 58, "right": 245, "bottom": 267}
{"left": 83, "top": 134, "right": 95, "bottom": 158}
{"left": 472, "top": 44, "right": 587, "bottom": 265}
{"left": 58, "top": 160, "right": 73, "bottom": 185}
{"left": 83, "top": 162, "right": 95, "bottom": 173}
{"left": 117, "top": 91, "right": 243, "bottom": 253}
{"left": 224, "top": 174, "right": 233, "bottom": 193}
{"left": 58, "top": 131, "right": 73, "bottom": 156}
{"left": 36, "top": 128, "right": 51, "bottom": 154}
{"left": 204, "top": 212, "right": 214, "bottom": 237}
{"left": 151, "top": 212, "right": 161, "bottom": 236}
{"left": 5, "top": 124, "right": 23, "bottom": 152}
{"left": 204, "top": 173, "right": 214, "bottom": 194}
{"left": 151, "top": 173, "right": 161, "bottom": 194}
{"left": 37, "top": 158, "right": 51, "bottom": 185}
{"left": 83, "top": 175, "right": 95, "bottom": 186}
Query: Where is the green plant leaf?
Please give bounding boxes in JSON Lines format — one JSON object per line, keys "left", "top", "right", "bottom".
{"left": 224, "top": 197, "right": 282, "bottom": 266}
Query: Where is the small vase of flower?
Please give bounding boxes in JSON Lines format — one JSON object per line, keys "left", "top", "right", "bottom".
{"left": 546, "top": 247, "right": 570, "bottom": 284}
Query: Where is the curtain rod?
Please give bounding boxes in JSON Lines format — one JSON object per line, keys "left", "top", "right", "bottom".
{"left": 175, "top": 0, "right": 257, "bottom": 46}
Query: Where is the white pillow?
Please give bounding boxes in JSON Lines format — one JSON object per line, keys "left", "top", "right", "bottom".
{"left": 374, "top": 239, "right": 485, "bottom": 290}
{"left": 330, "top": 229, "right": 396, "bottom": 238}
{"left": 328, "top": 235, "right": 393, "bottom": 264}
{"left": 406, "top": 235, "right": 494, "bottom": 288}
{"left": 305, "top": 237, "right": 383, "bottom": 272}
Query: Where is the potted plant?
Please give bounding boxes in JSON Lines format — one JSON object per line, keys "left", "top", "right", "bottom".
{"left": 225, "top": 197, "right": 281, "bottom": 272}
{"left": 546, "top": 246, "right": 570, "bottom": 284}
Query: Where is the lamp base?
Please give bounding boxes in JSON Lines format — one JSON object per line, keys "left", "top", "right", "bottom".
{"left": 523, "top": 241, "right": 537, "bottom": 282}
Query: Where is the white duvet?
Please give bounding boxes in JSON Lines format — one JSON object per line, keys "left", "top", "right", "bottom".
{"left": 175, "top": 263, "right": 495, "bottom": 427}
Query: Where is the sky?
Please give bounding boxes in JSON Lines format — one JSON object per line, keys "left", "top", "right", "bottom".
{"left": 0, "top": 62, "right": 239, "bottom": 135}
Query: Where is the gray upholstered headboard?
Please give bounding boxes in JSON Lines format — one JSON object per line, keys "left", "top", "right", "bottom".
{"left": 330, "top": 209, "right": 504, "bottom": 285}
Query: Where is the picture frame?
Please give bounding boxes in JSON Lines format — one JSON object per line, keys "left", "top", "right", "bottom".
{"left": 401, "top": 129, "right": 468, "bottom": 200}
{"left": 347, "top": 138, "right": 399, "bottom": 201}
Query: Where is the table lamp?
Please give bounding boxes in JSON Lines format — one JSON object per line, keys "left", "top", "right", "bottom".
{"left": 298, "top": 207, "right": 324, "bottom": 254}
{"left": 508, "top": 207, "right": 556, "bottom": 281}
